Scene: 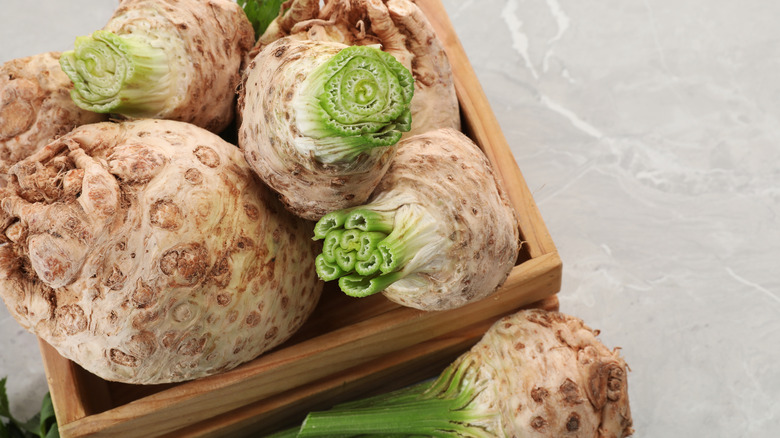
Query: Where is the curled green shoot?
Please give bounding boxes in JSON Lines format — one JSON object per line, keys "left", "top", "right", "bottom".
{"left": 315, "top": 254, "right": 344, "bottom": 282}
{"left": 294, "top": 45, "right": 414, "bottom": 163}
{"left": 60, "top": 30, "right": 175, "bottom": 116}
{"left": 313, "top": 210, "right": 350, "bottom": 240}
{"left": 345, "top": 209, "right": 395, "bottom": 233}
{"left": 357, "top": 231, "right": 387, "bottom": 260}
{"left": 354, "top": 251, "right": 383, "bottom": 276}
{"left": 321, "top": 230, "right": 344, "bottom": 263}
{"left": 334, "top": 247, "right": 357, "bottom": 272}
{"left": 338, "top": 271, "right": 404, "bottom": 298}
{"left": 340, "top": 229, "right": 362, "bottom": 252}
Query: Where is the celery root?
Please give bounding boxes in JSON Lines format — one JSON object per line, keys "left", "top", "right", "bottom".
{"left": 313, "top": 128, "right": 519, "bottom": 310}
{"left": 291, "top": 309, "right": 633, "bottom": 437}
{"left": 238, "top": 37, "right": 414, "bottom": 220}
{"left": 0, "top": 119, "right": 323, "bottom": 384}
{"left": 59, "top": 0, "right": 254, "bottom": 133}
{"left": 252, "top": 0, "right": 460, "bottom": 137}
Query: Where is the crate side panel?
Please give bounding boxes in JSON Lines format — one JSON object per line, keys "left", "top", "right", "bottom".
{"left": 59, "top": 254, "right": 561, "bottom": 438}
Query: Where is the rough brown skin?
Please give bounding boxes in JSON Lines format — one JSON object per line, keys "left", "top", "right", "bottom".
{"left": 370, "top": 128, "right": 519, "bottom": 311}
{"left": 252, "top": 0, "right": 459, "bottom": 137}
{"left": 0, "top": 119, "right": 323, "bottom": 384}
{"left": 464, "top": 309, "right": 633, "bottom": 437}
{"left": 237, "top": 37, "right": 398, "bottom": 221}
{"left": 0, "top": 52, "right": 107, "bottom": 187}
{"left": 99, "top": 0, "right": 255, "bottom": 133}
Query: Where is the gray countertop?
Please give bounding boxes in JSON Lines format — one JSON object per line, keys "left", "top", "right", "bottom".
{"left": 2, "top": 0, "right": 779, "bottom": 436}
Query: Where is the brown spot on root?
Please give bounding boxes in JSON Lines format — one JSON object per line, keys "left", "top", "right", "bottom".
{"left": 526, "top": 311, "right": 554, "bottom": 328}
{"left": 588, "top": 361, "right": 625, "bottom": 408}
{"left": 566, "top": 412, "right": 581, "bottom": 432}
{"left": 128, "top": 331, "right": 157, "bottom": 359}
{"left": 103, "top": 265, "right": 125, "bottom": 291}
{"left": 109, "top": 348, "right": 138, "bottom": 367}
{"left": 184, "top": 168, "right": 203, "bottom": 185}
{"left": 244, "top": 203, "right": 260, "bottom": 220}
{"left": 227, "top": 310, "right": 238, "bottom": 324}
{"left": 177, "top": 336, "right": 207, "bottom": 356}
{"left": 608, "top": 366, "right": 626, "bottom": 401}
{"left": 246, "top": 311, "right": 261, "bottom": 327}
{"left": 210, "top": 256, "right": 231, "bottom": 288}
{"left": 55, "top": 304, "right": 87, "bottom": 335}
{"left": 193, "top": 145, "right": 221, "bottom": 168}
{"left": 530, "top": 416, "right": 547, "bottom": 430}
{"left": 234, "top": 236, "right": 254, "bottom": 251}
{"left": 131, "top": 280, "right": 156, "bottom": 309}
{"left": 232, "top": 337, "right": 245, "bottom": 355}
{"left": 161, "top": 331, "right": 179, "bottom": 349}
{"left": 62, "top": 170, "right": 85, "bottom": 199}
{"left": 28, "top": 235, "right": 76, "bottom": 288}
{"left": 150, "top": 199, "right": 183, "bottom": 230}
{"left": 159, "top": 243, "right": 209, "bottom": 287}
{"left": 216, "top": 293, "right": 231, "bottom": 306}
{"left": 108, "top": 145, "right": 167, "bottom": 184}
{"left": 531, "top": 386, "right": 549, "bottom": 403}
{"left": 559, "top": 378, "right": 583, "bottom": 405}
{"left": 265, "top": 326, "right": 278, "bottom": 340}
{"left": 329, "top": 177, "right": 347, "bottom": 187}
{"left": 87, "top": 186, "right": 116, "bottom": 216}
{"left": 132, "top": 310, "right": 159, "bottom": 331}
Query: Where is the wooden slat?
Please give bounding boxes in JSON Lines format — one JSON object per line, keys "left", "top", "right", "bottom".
{"left": 59, "top": 252, "right": 560, "bottom": 438}
{"left": 38, "top": 339, "right": 112, "bottom": 425}
{"left": 164, "top": 295, "right": 559, "bottom": 437}
{"left": 416, "top": 0, "right": 559, "bottom": 260}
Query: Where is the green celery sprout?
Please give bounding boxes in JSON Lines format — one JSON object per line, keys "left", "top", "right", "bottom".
{"left": 60, "top": 30, "right": 176, "bottom": 116}
{"left": 313, "top": 203, "right": 441, "bottom": 298}
{"left": 293, "top": 46, "right": 414, "bottom": 163}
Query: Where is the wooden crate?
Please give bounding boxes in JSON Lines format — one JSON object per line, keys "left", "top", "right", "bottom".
{"left": 38, "top": 0, "right": 562, "bottom": 436}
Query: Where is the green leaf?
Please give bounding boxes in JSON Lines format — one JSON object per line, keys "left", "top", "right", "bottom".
{"left": 38, "top": 394, "right": 56, "bottom": 438}
{"left": 238, "top": 0, "right": 285, "bottom": 38}
{"left": 3, "top": 421, "right": 26, "bottom": 438}
{"left": 0, "top": 378, "right": 58, "bottom": 438}
{"left": 42, "top": 423, "right": 58, "bottom": 438}
{"left": 0, "top": 377, "right": 11, "bottom": 419}
{"left": 17, "top": 413, "right": 39, "bottom": 436}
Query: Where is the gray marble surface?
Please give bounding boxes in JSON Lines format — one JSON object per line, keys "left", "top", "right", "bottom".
{"left": 1, "top": 0, "right": 778, "bottom": 436}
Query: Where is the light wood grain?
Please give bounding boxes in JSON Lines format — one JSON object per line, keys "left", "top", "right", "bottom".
{"left": 40, "top": 0, "right": 562, "bottom": 436}
{"left": 38, "top": 339, "right": 112, "bottom": 424}
{"left": 58, "top": 253, "right": 561, "bottom": 438}
{"left": 166, "top": 295, "right": 560, "bottom": 438}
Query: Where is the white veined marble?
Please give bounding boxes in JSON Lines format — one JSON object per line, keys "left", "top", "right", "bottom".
{"left": 1, "top": 0, "right": 779, "bottom": 435}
